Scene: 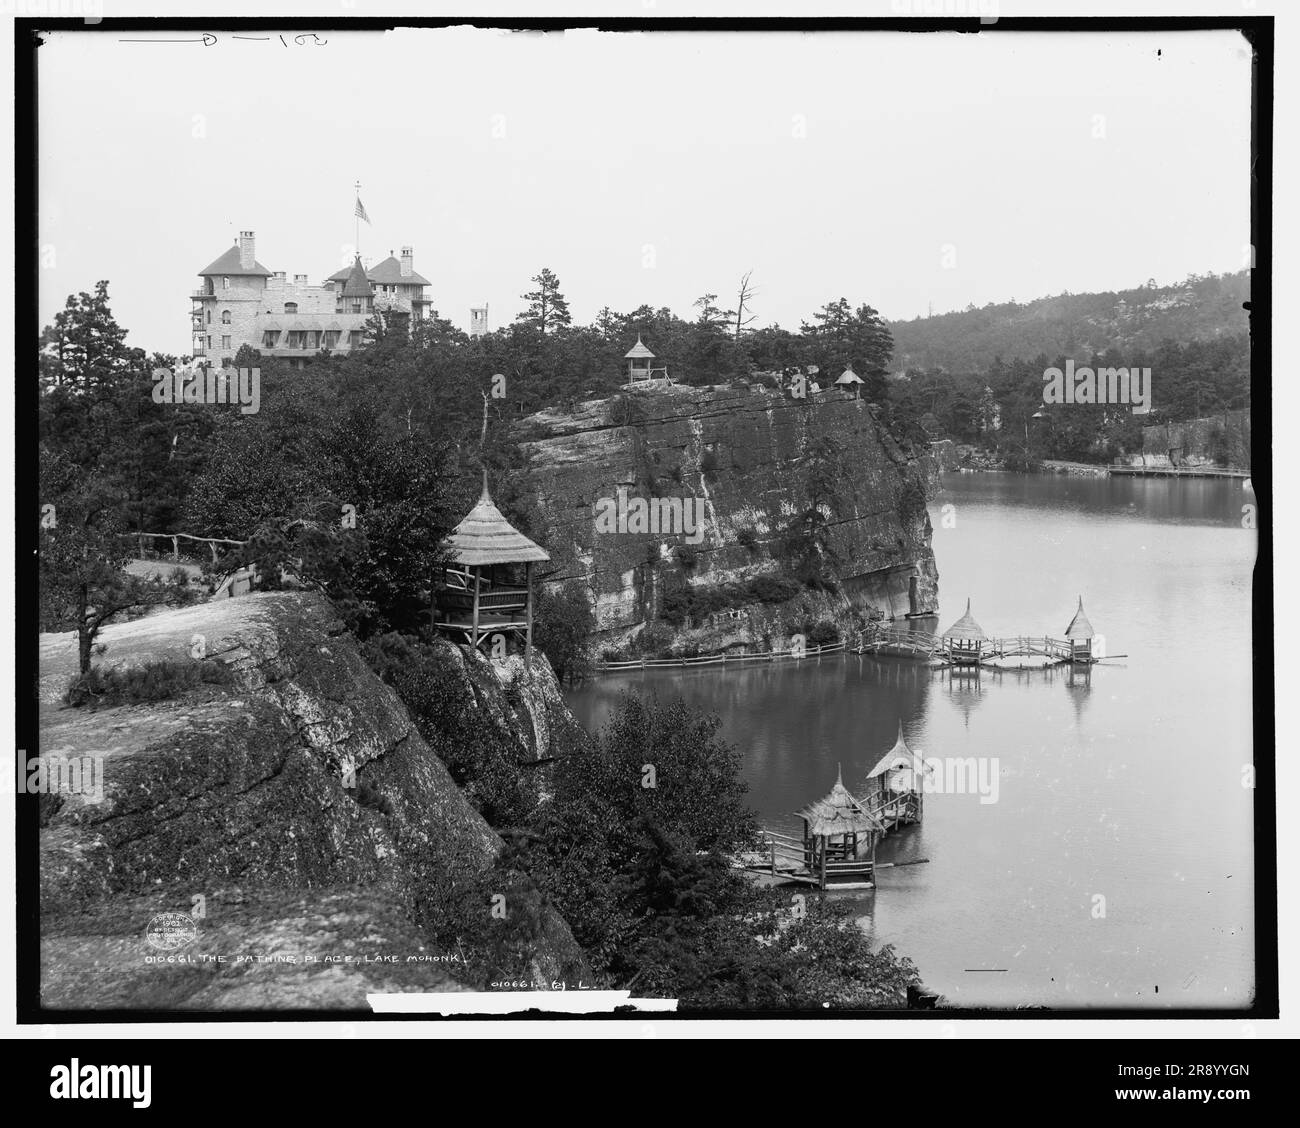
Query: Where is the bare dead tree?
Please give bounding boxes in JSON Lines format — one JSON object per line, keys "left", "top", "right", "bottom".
{"left": 734, "top": 269, "right": 758, "bottom": 341}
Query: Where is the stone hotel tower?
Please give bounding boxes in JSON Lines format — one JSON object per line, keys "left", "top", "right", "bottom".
{"left": 190, "top": 232, "right": 432, "bottom": 369}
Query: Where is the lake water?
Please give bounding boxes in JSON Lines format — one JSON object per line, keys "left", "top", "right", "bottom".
{"left": 565, "top": 472, "right": 1258, "bottom": 1009}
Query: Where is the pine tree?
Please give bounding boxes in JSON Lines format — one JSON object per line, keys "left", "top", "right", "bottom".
{"left": 38, "top": 281, "right": 131, "bottom": 392}
{"left": 518, "top": 268, "right": 572, "bottom": 336}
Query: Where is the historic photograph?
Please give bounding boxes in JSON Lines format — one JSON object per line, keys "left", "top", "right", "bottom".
{"left": 29, "top": 20, "right": 1261, "bottom": 1016}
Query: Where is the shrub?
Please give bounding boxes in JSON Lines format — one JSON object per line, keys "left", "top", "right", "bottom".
{"left": 806, "top": 621, "right": 840, "bottom": 648}
{"left": 534, "top": 582, "right": 595, "bottom": 683}
{"left": 64, "top": 658, "right": 234, "bottom": 708}
{"left": 747, "top": 575, "right": 802, "bottom": 604}
{"left": 736, "top": 527, "right": 759, "bottom": 552}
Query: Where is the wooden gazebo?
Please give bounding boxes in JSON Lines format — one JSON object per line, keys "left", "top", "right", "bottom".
{"left": 625, "top": 336, "right": 668, "bottom": 384}
{"left": 835, "top": 366, "right": 865, "bottom": 397}
{"left": 795, "top": 767, "right": 884, "bottom": 889}
{"left": 1063, "top": 596, "right": 1096, "bottom": 663}
{"left": 432, "top": 475, "right": 550, "bottom": 663}
{"left": 864, "top": 723, "right": 926, "bottom": 830}
{"left": 941, "top": 597, "right": 988, "bottom": 667}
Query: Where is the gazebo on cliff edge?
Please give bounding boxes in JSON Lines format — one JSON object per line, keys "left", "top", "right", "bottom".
{"left": 432, "top": 474, "right": 550, "bottom": 664}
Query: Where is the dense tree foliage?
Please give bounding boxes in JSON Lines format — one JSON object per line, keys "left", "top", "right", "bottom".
{"left": 889, "top": 270, "right": 1250, "bottom": 374}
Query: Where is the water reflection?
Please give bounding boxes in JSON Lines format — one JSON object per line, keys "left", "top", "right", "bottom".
{"left": 566, "top": 473, "right": 1255, "bottom": 1009}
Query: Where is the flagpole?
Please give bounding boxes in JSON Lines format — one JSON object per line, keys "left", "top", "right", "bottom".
{"left": 354, "top": 180, "right": 360, "bottom": 257}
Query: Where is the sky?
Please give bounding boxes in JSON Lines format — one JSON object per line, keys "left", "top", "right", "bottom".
{"left": 36, "top": 25, "right": 1253, "bottom": 357}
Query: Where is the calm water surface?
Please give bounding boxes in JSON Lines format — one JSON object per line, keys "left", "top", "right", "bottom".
{"left": 565, "top": 472, "right": 1257, "bottom": 1009}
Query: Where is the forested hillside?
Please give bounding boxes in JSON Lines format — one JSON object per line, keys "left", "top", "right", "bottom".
{"left": 888, "top": 271, "right": 1250, "bottom": 375}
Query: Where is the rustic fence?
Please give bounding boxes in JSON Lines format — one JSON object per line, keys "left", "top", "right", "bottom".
{"left": 594, "top": 639, "right": 847, "bottom": 673}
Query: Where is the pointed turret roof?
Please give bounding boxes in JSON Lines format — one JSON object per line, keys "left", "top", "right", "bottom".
{"left": 198, "top": 244, "right": 274, "bottom": 277}
{"left": 625, "top": 336, "right": 655, "bottom": 359}
{"left": 867, "top": 722, "right": 916, "bottom": 779}
{"left": 835, "top": 366, "right": 864, "bottom": 386}
{"left": 446, "top": 475, "right": 550, "bottom": 566}
{"left": 796, "top": 765, "right": 883, "bottom": 837}
{"left": 340, "top": 256, "right": 373, "bottom": 298}
{"left": 1064, "top": 596, "right": 1094, "bottom": 639}
{"left": 942, "top": 598, "right": 987, "bottom": 641}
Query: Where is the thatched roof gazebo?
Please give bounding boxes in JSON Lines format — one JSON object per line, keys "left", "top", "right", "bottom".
{"left": 1063, "top": 596, "right": 1096, "bottom": 662}
{"left": 795, "top": 767, "right": 883, "bottom": 888}
{"left": 941, "top": 598, "right": 987, "bottom": 665}
{"left": 433, "top": 474, "right": 550, "bottom": 662}
{"left": 864, "top": 723, "right": 928, "bottom": 828}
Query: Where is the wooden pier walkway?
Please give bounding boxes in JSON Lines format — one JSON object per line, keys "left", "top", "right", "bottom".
{"left": 856, "top": 625, "right": 1084, "bottom": 667}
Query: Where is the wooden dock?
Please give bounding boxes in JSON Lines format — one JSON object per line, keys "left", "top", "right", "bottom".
{"left": 1108, "top": 464, "right": 1249, "bottom": 480}
{"left": 742, "top": 732, "right": 928, "bottom": 891}
{"left": 856, "top": 625, "right": 1099, "bottom": 668}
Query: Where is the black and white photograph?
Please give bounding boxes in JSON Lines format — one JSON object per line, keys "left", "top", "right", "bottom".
{"left": 10, "top": 3, "right": 1286, "bottom": 1070}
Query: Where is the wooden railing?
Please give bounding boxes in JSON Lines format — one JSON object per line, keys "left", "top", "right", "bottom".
{"left": 859, "top": 626, "right": 1078, "bottom": 664}
{"left": 130, "top": 531, "right": 247, "bottom": 564}
{"left": 594, "top": 640, "right": 846, "bottom": 672}
{"left": 437, "top": 587, "right": 528, "bottom": 613}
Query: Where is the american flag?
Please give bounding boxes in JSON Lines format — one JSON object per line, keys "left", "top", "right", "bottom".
{"left": 355, "top": 197, "right": 371, "bottom": 225}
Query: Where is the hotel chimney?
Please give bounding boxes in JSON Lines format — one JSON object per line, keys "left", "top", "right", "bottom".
{"left": 238, "top": 230, "right": 256, "bottom": 271}
{"left": 400, "top": 246, "right": 413, "bottom": 279}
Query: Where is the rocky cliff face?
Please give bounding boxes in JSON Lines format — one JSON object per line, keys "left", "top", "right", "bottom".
{"left": 517, "top": 383, "right": 938, "bottom": 653}
{"left": 1132, "top": 410, "right": 1251, "bottom": 471}
{"left": 38, "top": 593, "right": 590, "bottom": 1011}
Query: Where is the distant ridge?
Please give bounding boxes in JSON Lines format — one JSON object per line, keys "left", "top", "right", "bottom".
{"left": 887, "top": 271, "right": 1250, "bottom": 375}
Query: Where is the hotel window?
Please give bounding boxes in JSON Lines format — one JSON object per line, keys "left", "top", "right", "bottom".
{"left": 262, "top": 331, "right": 279, "bottom": 348}
{"left": 221, "top": 335, "right": 231, "bottom": 350}
{"left": 221, "top": 310, "right": 231, "bottom": 325}
{"left": 207, "top": 335, "right": 212, "bottom": 349}
{"left": 349, "top": 331, "right": 363, "bottom": 347}
{"left": 222, "top": 277, "right": 229, "bottom": 290}
{"left": 206, "top": 311, "right": 211, "bottom": 324}
{"left": 284, "top": 302, "right": 298, "bottom": 314}
{"left": 351, "top": 300, "right": 362, "bottom": 313}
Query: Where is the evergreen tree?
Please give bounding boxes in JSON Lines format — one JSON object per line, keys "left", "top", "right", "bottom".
{"left": 518, "top": 268, "right": 572, "bottom": 335}
{"left": 38, "top": 281, "right": 132, "bottom": 392}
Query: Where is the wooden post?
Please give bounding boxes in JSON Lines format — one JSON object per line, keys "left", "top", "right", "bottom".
{"left": 524, "top": 560, "right": 534, "bottom": 669}
{"left": 172, "top": 536, "right": 180, "bottom": 561}
{"left": 770, "top": 842, "right": 776, "bottom": 877}
{"left": 430, "top": 574, "right": 437, "bottom": 637}
{"left": 819, "top": 838, "right": 827, "bottom": 890}
{"left": 471, "top": 566, "right": 481, "bottom": 652}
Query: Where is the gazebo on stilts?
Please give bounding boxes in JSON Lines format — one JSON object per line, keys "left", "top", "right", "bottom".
{"left": 1063, "top": 596, "right": 1097, "bottom": 663}
{"left": 941, "top": 597, "right": 988, "bottom": 668}
{"left": 863, "top": 722, "right": 927, "bottom": 831}
{"left": 794, "top": 767, "right": 884, "bottom": 890}
{"left": 432, "top": 473, "right": 551, "bottom": 666}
